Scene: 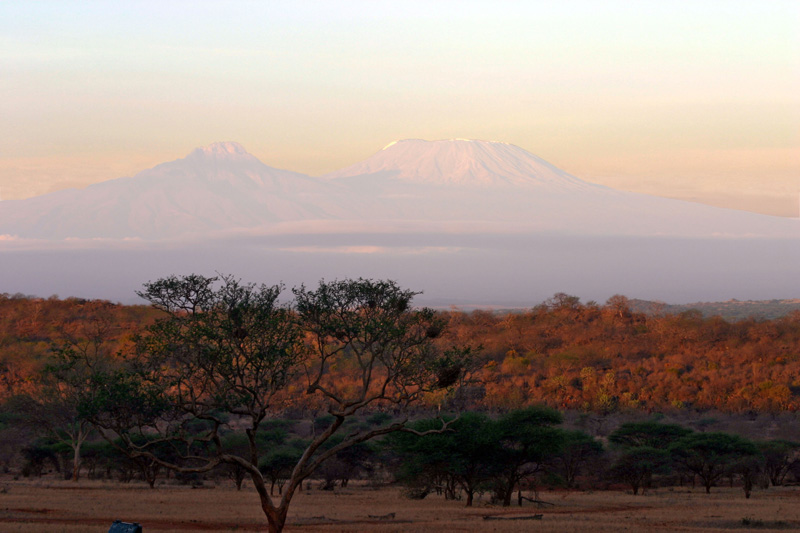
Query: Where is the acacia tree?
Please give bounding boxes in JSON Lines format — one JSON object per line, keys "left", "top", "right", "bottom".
{"left": 549, "top": 429, "right": 604, "bottom": 489}
{"left": 492, "top": 407, "right": 565, "bottom": 506}
{"left": 71, "top": 275, "right": 465, "bottom": 533}
{"left": 670, "top": 433, "right": 759, "bottom": 494}
{"left": 609, "top": 447, "right": 671, "bottom": 495}
{"left": 759, "top": 440, "right": 800, "bottom": 486}
{"left": 389, "top": 412, "right": 498, "bottom": 506}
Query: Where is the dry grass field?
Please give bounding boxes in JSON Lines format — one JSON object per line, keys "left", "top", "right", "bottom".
{"left": 1, "top": 479, "right": 799, "bottom": 532}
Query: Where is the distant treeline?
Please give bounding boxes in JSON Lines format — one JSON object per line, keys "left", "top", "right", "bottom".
{"left": 1, "top": 292, "right": 799, "bottom": 414}
{"left": 628, "top": 298, "right": 800, "bottom": 321}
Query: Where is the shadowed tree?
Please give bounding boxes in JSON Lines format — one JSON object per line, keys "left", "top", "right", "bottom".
{"left": 549, "top": 429, "right": 604, "bottom": 489}
{"left": 729, "top": 454, "right": 763, "bottom": 499}
{"left": 670, "top": 432, "right": 759, "bottom": 494}
{"left": 609, "top": 447, "right": 671, "bottom": 495}
{"left": 759, "top": 440, "right": 800, "bottom": 487}
{"left": 388, "top": 412, "right": 498, "bottom": 507}
{"left": 260, "top": 445, "right": 304, "bottom": 496}
{"left": 493, "top": 406, "right": 565, "bottom": 506}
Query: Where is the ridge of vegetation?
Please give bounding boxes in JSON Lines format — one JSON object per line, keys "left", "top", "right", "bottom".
{"left": 2, "top": 291, "right": 800, "bottom": 414}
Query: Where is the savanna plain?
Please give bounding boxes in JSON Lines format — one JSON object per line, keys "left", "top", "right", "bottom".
{"left": 2, "top": 479, "right": 800, "bottom": 532}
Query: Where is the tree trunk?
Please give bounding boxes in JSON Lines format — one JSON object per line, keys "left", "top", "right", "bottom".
{"left": 267, "top": 511, "right": 287, "bottom": 533}
{"left": 71, "top": 442, "right": 81, "bottom": 482}
{"left": 502, "top": 484, "right": 513, "bottom": 507}
{"left": 465, "top": 490, "right": 474, "bottom": 507}
{"left": 445, "top": 477, "right": 457, "bottom": 500}
{"left": 566, "top": 465, "right": 576, "bottom": 489}
{"left": 254, "top": 469, "right": 291, "bottom": 533}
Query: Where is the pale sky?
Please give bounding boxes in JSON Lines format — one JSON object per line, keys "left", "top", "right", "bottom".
{"left": 1, "top": 1, "right": 798, "bottom": 215}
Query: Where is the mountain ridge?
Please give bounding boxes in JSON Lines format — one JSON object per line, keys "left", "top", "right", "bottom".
{"left": 0, "top": 139, "right": 797, "bottom": 241}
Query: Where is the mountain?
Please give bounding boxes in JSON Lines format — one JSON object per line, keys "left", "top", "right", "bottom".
{"left": 1, "top": 139, "right": 797, "bottom": 240}
{"left": 323, "top": 138, "right": 593, "bottom": 190}
{"left": 0, "top": 142, "right": 354, "bottom": 240}
{"left": 322, "top": 139, "right": 799, "bottom": 239}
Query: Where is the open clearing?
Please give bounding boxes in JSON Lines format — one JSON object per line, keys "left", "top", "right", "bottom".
{"left": 1, "top": 480, "right": 799, "bottom": 532}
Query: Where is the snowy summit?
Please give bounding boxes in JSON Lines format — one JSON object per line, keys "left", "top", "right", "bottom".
{"left": 190, "top": 141, "right": 253, "bottom": 159}
{"left": 323, "top": 138, "right": 591, "bottom": 190}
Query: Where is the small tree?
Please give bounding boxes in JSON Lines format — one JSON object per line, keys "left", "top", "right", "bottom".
{"left": 9, "top": 367, "right": 97, "bottom": 481}
{"left": 70, "top": 275, "right": 466, "bottom": 533}
{"left": 729, "top": 454, "right": 763, "bottom": 499}
{"left": 492, "top": 406, "right": 565, "bottom": 506}
{"left": 389, "top": 412, "right": 498, "bottom": 506}
{"left": 319, "top": 438, "right": 376, "bottom": 489}
{"left": 670, "top": 433, "right": 759, "bottom": 494}
{"left": 549, "top": 429, "right": 604, "bottom": 488}
{"left": 609, "top": 447, "right": 670, "bottom": 495}
{"left": 260, "top": 446, "right": 304, "bottom": 495}
{"left": 759, "top": 440, "right": 800, "bottom": 487}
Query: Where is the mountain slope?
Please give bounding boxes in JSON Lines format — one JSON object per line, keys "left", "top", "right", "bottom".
{"left": 0, "top": 142, "right": 353, "bottom": 239}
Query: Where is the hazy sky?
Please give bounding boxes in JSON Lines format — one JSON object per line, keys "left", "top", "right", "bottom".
{"left": 2, "top": 1, "right": 798, "bottom": 214}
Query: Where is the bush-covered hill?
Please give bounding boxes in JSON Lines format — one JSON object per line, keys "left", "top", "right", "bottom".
{"left": 2, "top": 292, "right": 799, "bottom": 413}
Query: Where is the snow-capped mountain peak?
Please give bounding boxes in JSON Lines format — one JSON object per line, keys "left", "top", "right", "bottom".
{"left": 324, "top": 138, "right": 591, "bottom": 190}
{"left": 189, "top": 141, "right": 253, "bottom": 160}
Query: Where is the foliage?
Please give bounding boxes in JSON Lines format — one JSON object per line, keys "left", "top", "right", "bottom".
{"left": 609, "top": 421, "right": 693, "bottom": 450}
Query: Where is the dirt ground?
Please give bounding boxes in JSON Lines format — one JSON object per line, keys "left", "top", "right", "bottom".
{"left": 1, "top": 479, "right": 799, "bottom": 532}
